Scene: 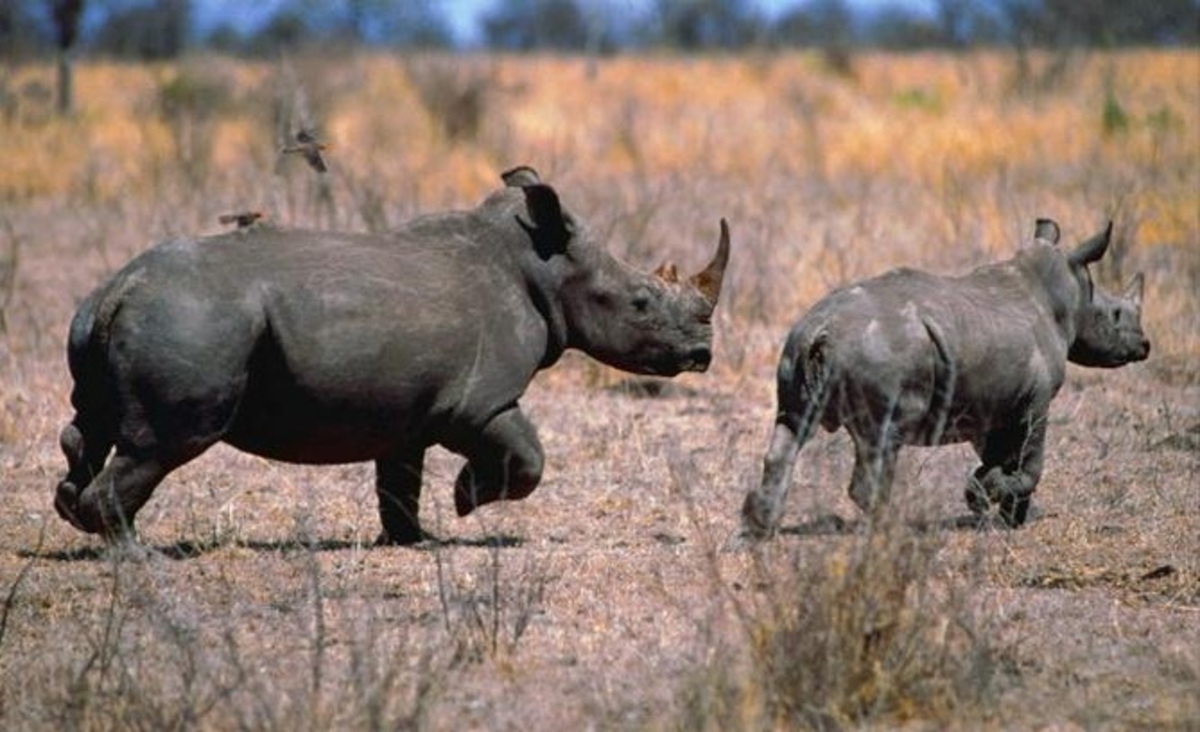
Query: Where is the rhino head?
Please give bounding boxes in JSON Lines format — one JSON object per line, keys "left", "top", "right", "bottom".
{"left": 500, "top": 166, "right": 729, "bottom": 376}
{"left": 1043, "top": 219, "right": 1151, "bottom": 368}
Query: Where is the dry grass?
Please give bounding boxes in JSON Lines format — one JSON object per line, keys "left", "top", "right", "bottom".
{"left": 0, "top": 49, "right": 1197, "bottom": 730}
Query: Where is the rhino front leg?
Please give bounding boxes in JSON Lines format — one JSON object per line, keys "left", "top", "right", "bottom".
{"left": 965, "top": 411, "right": 1048, "bottom": 527}
{"left": 375, "top": 446, "right": 429, "bottom": 546}
{"left": 453, "top": 406, "right": 544, "bottom": 518}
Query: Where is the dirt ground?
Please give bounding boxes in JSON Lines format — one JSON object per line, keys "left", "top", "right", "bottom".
{"left": 2, "top": 330, "right": 1197, "bottom": 730}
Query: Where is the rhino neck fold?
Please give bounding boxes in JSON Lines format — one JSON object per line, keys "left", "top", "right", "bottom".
{"left": 526, "top": 278, "right": 569, "bottom": 369}
{"left": 1016, "top": 247, "right": 1079, "bottom": 349}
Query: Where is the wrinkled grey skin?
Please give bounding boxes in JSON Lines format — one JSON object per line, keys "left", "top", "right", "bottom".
{"left": 742, "top": 219, "right": 1149, "bottom": 539}
{"left": 55, "top": 166, "right": 731, "bottom": 544}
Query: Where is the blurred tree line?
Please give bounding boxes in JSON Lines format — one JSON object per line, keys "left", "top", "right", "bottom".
{"left": 1, "top": 0, "right": 1197, "bottom": 62}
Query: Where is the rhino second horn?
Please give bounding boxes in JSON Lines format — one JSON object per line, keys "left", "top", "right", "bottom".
{"left": 655, "top": 262, "right": 680, "bottom": 283}
{"left": 690, "top": 218, "right": 731, "bottom": 306}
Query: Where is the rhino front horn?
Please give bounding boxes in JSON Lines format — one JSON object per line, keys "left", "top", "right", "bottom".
{"left": 690, "top": 218, "right": 730, "bottom": 306}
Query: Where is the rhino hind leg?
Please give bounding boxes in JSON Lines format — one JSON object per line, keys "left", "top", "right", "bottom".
{"left": 742, "top": 348, "right": 831, "bottom": 541}
{"left": 375, "top": 447, "right": 429, "bottom": 546}
{"left": 59, "top": 452, "right": 172, "bottom": 538}
{"left": 452, "top": 407, "right": 544, "bottom": 518}
{"left": 54, "top": 417, "right": 116, "bottom": 532}
{"left": 742, "top": 420, "right": 806, "bottom": 539}
{"left": 847, "top": 435, "right": 899, "bottom": 517}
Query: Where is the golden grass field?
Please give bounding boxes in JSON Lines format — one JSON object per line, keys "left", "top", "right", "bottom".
{"left": 0, "top": 50, "right": 1197, "bottom": 729}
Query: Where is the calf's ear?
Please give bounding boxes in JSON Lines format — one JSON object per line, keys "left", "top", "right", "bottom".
{"left": 1069, "top": 220, "right": 1113, "bottom": 266}
{"left": 501, "top": 165, "right": 541, "bottom": 187}
{"left": 517, "top": 183, "right": 571, "bottom": 258}
{"left": 1034, "top": 218, "right": 1060, "bottom": 243}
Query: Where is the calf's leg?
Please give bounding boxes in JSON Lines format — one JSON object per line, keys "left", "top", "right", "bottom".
{"left": 452, "top": 407, "right": 544, "bottom": 518}
{"left": 742, "top": 417, "right": 807, "bottom": 539}
{"left": 966, "top": 409, "right": 1048, "bottom": 527}
{"left": 742, "top": 346, "right": 830, "bottom": 540}
{"left": 848, "top": 433, "right": 899, "bottom": 516}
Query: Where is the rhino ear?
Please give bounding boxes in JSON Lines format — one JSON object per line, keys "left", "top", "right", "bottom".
{"left": 517, "top": 183, "right": 571, "bottom": 258}
{"left": 502, "top": 165, "right": 541, "bottom": 187}
{"left": 1034, "top": 218, "right": 1060, "bottom": 244}
{"left": 1069, "top": 220, "right": 1113, "bottom": 266}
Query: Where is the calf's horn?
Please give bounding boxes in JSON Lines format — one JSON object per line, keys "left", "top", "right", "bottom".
{"left": 690, "top": 218, "right": 730, "bottom": 306}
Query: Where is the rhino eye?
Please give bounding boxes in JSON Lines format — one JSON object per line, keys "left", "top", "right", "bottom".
{"left": 632, "top": 295, "right": 650, "bottom": 313}
{"left": 1113, "top": 309, "right": 1122, "bottom": 323}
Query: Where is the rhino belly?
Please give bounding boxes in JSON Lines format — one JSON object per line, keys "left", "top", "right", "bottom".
{"left": 222, "top": 376, "right": 437, "bottom": 464}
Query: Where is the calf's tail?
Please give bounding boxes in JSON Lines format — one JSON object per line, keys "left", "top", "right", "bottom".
{"left": 921, "top": 316, "right": 956, "bottom": 444}
{"left": 777, "top": 328, "right": 833, "bottom": 442}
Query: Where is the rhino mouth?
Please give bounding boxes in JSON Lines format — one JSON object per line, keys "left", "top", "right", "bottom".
{"left": 679, "top": 346, "right": 712, "bottom": 373}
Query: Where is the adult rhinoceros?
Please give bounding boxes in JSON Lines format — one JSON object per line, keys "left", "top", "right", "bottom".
{"left": 740, "top": 218, "right": 1148, "bottom": 539}
{"left": 55, "top": 166, "right": 730, "bottom": 544}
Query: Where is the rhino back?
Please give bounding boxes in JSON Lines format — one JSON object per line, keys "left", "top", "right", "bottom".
{"left": 800, "top": 265, "right": 1068, "bottom": 442}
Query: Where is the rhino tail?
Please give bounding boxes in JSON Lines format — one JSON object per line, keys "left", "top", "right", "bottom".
{"left": 60, "top": 280, "right": 129, "bottom": 488}
{"left": 785, "top": 329, "right": 834, "bottom": 441}
{"left": 922, "top": 317, "right": 956, "bottom": 444}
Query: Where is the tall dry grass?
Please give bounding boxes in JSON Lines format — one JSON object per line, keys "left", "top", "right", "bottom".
{"left": 0, "top": 48, "right": 1196, "bottom": 730}
{"left": 2, "top": 51, "right": 1196, "bottom": 356}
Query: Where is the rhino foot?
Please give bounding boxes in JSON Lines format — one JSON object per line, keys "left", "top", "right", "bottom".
{"left": 375, "top": 528, "right": 438, "bottom": 547}
{"left": 998, "top": 493, "right": 1031, "bottom": 528}
{"left": 54, "top": 480, "right": 89, "bottom": 532}
{"left": 723, "top": 529, "right": 767, "bottom": 553}
{"left": 965, "top": 468, "right": 1032, "bottom": 528}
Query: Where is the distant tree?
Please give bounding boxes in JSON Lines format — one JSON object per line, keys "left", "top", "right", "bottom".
{"left": 91, "top": 0, "right": 190, "bottom": 59}
{"left": 244, "top": 8, "right": 313, "bottom": 54}
{"left": 483, "top": 0, "right": 590, "bottom": 51}
{"left": 51, "top": 0, "right": 83, "bottom": 114}
{"left": 772, "top": 0, "right": 854, "bottom": 48}
{"left": 336, "top": 0, "right": 452, "bottom": 48}
{"left": 1, "top": 0, "right": 51, "bottom": 60}
{"left": 862, "top": 0, "right": 1007, "bottom": 48}
{"left": 204, "top": 20, "right": 244, "bottom": 54}
{"left": 654, "top": 0, "right": 764, "bottom": 50}
{"left": 865, "top": 4, "right": 943, "bottom": 49}
{"left": 998, "top": 0, "right": 1199, "bottom": 46}
{"left": 228, "top": 0, "right": 450, "bottom": 53}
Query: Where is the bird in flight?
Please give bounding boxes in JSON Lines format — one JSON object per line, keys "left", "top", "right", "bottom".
{"left": 281, "top": 128, "right": 329, "bottom": 173}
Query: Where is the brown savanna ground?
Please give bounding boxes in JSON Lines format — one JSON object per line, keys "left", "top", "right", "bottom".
{"left": 1, "top": 50, "right": 1197, "bottom": 729}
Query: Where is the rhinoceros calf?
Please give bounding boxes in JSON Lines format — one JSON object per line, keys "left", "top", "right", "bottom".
{"left": 741, "top": 219, "right": 1148, "bottom": 539}
{"left": 55, "top": 166, "right": 730, "bottom": 544}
